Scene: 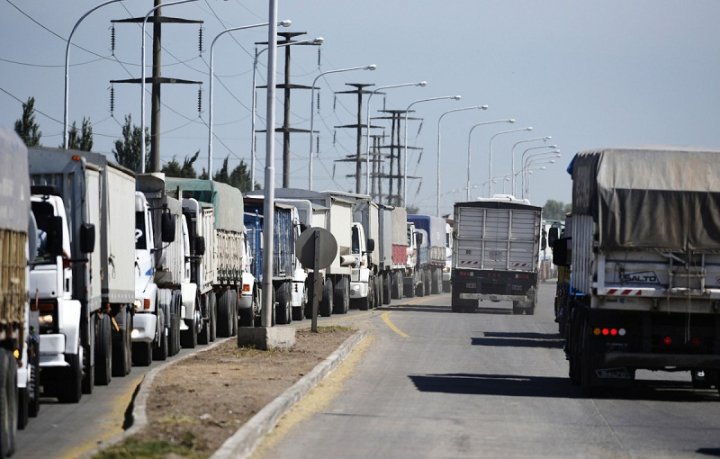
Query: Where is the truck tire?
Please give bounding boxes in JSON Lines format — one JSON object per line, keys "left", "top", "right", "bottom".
{"left": 320, "top": 278, "right": 334, "bottom": 317}
{"left": 198, "top": 294, "right": 212, "bottom": 345}
{"left": 374, "top": 277, "right": 382, "bottom": 309}
{"left": 112, "top": 307, "right": 132, "bottom": 377}
{"left": 58, "top": 353, "right": 82, "bottom": 404}
{"left": 132, "top": 341, "right": 152, "bottom": 367}
{"left": 153, "top": 308, "right": 169, "bottom": 361}
{"left": 333, "top": 277, "right": 350, "bottom": 314}
{"left": 95, "top": 313, "right": 112, "bottom": 385}
{"left": 391, "top": 272, "right": 401, "bottom": 300}
{"left": 423, "top": 269, "right": 431, "bottom": 296}
{"left": 276, "top": 283, "right": 292, "bottom": 325}
{"left": 230, "top": 289, "right": 238, "bottom": 336}
{"left": 217, "top": 290, "right": 233, "bottom": 337}
{"left": 451, "top": 288, "right": 475, "bottom": 312}
{"left": 168, "top": 291, "right": 182, "bottom": 356}
{"left": 382, "top": 273, "right": 391, "bottom": 305}
{"left": 442, "top": 278, "right": 451, "bottom": 293}
{"left": 26, "top": 339, "right": 40, "bottom": 419}
{"left": 432, "top": 269, "right": 442, "bottom": 295}
{"left": 0, "top": 349, "right": 17, "bottom": 457}
{"left": 209, "top": 292, "right": 217, "bottom": 342}
{"left": 239, "top": 288, "right": 256, "bottom": 327}
{"left": 17, "top": 387, "right": 27, "bottom": 432}
{"left": 181, "top": 318, "right": 198, "bottom": 349}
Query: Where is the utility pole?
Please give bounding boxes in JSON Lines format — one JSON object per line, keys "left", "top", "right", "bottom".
{"left": 111, "top": 0, "right": 203, "bottom": 172}
{"left": 372, "top": 109, "right": 420, "bottom": 206}
{"left": 257, "top": 31, "right": 321, "bottom": 187}
{"left": 333, "top": 83, "right": 374, "bottom": 194}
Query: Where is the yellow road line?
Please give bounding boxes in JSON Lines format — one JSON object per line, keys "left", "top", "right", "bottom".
{"left": 381, "top": 312, "right": 408, "bottom": 338}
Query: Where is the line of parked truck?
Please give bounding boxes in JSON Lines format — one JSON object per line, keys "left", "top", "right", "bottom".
{"left": 0, "top": 128, "right": 453, "bottom": 456}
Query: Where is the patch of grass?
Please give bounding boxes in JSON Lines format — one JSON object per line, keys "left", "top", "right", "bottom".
{"left": 94, "top": 436, "right": 204, "bottom": 459}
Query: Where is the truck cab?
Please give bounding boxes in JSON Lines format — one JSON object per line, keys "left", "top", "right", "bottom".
{"left": 348, "top": 221, "right": 374, "bottom": 309}
{"left": 132, "top": 191, "right": 159, "bottom": 364}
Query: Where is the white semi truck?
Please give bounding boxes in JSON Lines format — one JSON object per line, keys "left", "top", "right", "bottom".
{"left": 166, "top": 178, "right": 245, "bottom": 345}
{"left": 451, "top": 196, "right": 543, "bottom": 314}
{"left": 133, "top": 174, "right": 195, "bottom": 364}
{"left": 29, "top": 147, "right": 135, "bottom": 402}
{"left": 559, "top": 147, "right": 720, "bottom": 393}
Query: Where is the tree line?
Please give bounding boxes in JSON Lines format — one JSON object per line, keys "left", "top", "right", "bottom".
{"left": 13, "top": 96, "right": 256, "bottom": 192}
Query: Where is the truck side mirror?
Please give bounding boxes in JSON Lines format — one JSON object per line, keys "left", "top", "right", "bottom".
{"left": 552, "top": 238, "right": 569, "bottom": 266}
{"left": 161, "top": 213, "right": 176, "bottom": 243}
{"left": 195, "top": 236, "right": 206, "bottom": 256}
{"left": 80, "top": 223, "right": 95, "bottom": 254}
{"left": 415, "top": 232, "right": 424, "bottom": 246}
{"left": 366, "top": 238, "right": 375, "bottom": 253}
{"left": 48, "top": 216, "right": 64, "bottom": 257}
{"left": 541, "top": 228, "right": 547, "bottom": 251}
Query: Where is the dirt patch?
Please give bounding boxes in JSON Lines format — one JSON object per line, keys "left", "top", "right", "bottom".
{"left": 96, "top": 326, "right": 355, "bottom": 458}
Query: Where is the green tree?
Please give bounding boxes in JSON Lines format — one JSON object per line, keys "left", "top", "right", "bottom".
{"left": 65, "top": 117, "right": 93, "bottom": 151}
{"left": 113, "top": 115, "right": 149, "bottom": 172}
{"left": 543, "top": 199, "right": 571, "bottom": 220}
{"left": 212, "top": 156, "right": 256, "bottom": 192}
{"left": 14, "top": 96, "right": 42, "bottom": 147}
{"left": 161, "top": 150, "right": 199, "bottom": 178}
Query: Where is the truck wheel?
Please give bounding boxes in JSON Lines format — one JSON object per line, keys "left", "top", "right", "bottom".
{"left": 579, "top": 316, "right": 597, "bottom": 392}
{"left": 391, "top": 272, "right": 400, "bottom": 300}
{"left": 320, "top": 279, "right": 334, "bottom": 317}
{"left": 153, "top": 308, "right": 169, "bottom": 361}
{"left": 382, "top": 273, "right": 391, "bottom": 305}
{"left": 95, "top": 313, "right": 112, "bottom": 385}
{"left": 17, "top": 387, "right": 27, "bottom": 431}
{"left": 333, "top": 277, "right": 350, "bottom": 314}
{"left": 0, "top": 348, "right": 17, "bottom": 456}
{"left": 58, "top": 353, "right": 82, "bottom": 404}
{"left": 209, "top": 292, "right": 217, "bottom": 342}
{"left": 181, "top": 318, "right": 198, "bottom": 349}
{"left": 423, "top": 269, "right": 431, "bottom": 296}
{"left": 112, "top": 308, "right": 132, "bottom": 377}
{"left": 27, "top": 340, "right": 40, "bottom": 418}
{"left": 217, "top": 290, "right": 233, "bottom": 337}
{"left": 169, "top": 292, "right": 182, "bottom": 356}
{"left": 374, "top": 277, "right": 382, "bottom": 309}
{"left": 416, "top": 272, "right": 425, "bottom": 297}
{"left": 276, "top": 283, "right": 292, "bottom": 325}
{"left": 132, "top": 341, "right": 152, "bottom": 366}
{"left": 442, "top": 279, "right": 451, "bottom": 293}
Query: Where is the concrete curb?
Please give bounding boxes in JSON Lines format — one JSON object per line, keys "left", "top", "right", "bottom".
{"left": 84, "top": 336, "right": 233, "bottom": 458}
{"left": 211, "top": 330, "right": 369, "bottom": 459}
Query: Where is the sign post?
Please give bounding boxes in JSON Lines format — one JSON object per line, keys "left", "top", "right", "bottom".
{"left": 296, "top": 227, "right": 337, "bottom": 332}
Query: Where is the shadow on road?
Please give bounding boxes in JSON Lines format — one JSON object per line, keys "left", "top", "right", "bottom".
{"left": 471, "top": 331, "right": 564, "bottom": 349}
{"left": 697, "top": 448, "right": 720, "bottom": 457}
{"left": 376, "top": 304, "right": 453, "bottom": 313}
{"left": 409, "top": 373, "right": 719, "bottom": 401}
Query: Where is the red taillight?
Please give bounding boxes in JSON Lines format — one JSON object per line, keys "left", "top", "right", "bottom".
{"left": 242, "top": 284, "right": 251, "bottom": 293}
{"left": 602, "top": 328, "right": 609, "bottom": 336}
{"left": 143, "top": 298, "right": 151, "bottom": 310}
{"left": 610, "top": 328, "right": 618, "bottom": 336}
{"left": 663, "top": 336, "right": 673, "bottom": 346}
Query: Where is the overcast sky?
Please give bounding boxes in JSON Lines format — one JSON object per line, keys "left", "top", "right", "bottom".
{"left": 2, "top": 0, "right": 719, "bottom": 215}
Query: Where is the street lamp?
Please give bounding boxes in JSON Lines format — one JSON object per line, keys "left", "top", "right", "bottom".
{"left": 522, "top": 150, "right": 560, "bottom": 199}
{"left": 251, "top": 37, "right": 323, "bottom": 190}
{"left": 63, "top": 0, "right": 125, "bottom": 149}
{"left": 436, "top": 105, "right": 488, "bottom": 215}
{"left": 520, "top": 144, "right": 558, "bottom": 173}
{"left": 207, "top": 20, "right": 291, "bottom": 176}
{"left": 403, "top": 95, "right": 462, "bottom": 206}
{"left": 140, "top": 0, "right": 201, "bottom": 173}
{"left": 510, "top": 136, "right": 551, "bottom": 197}
{"left": 465, "top": 119, "right": 515, "bottom": 200}
{"left": 364, "top": 81, "right": 428, "bottom": 196}
{"left": 523, "top": 159, "right": 557, "bottom": 200}
{"left": 308, "top": 64, "right": 377, "bottom": 190}
{"left": 487, "top": 126, "right": 533, "bottom": 196}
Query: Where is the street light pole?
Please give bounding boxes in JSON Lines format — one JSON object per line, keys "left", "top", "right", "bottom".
{"left": 364, "top": 81, "right": 427, "bottom": 196}
{"left": 510, "top": 136, "right": 551, "bottom": 197}
{"left": 436, "top": 105, "right": 488, "bottom": 215}
{"left": 307, "top": 64, "right": 377, "bottom": 190}
{"left": 487, "top": 126, "right": 533, "bottom": 196}
{"left": 251, "top": 37, "right": 323, "bottom": 190}
{"left": 465, "top": 119, "right": 515, "bottom": 200}
{"left": 64, "top": 0, "right": 125, "bottom": 149}
{"left": 140, "top": 0, "right": 200, "bottom": 173}
{"left": 403, "top": 95, "right": 461, "bottom": 206}
{"left": 521, "top": 149, "right": 560, "bottom": 199}
{"left": 523, "top": 159, "right": 557, "bottom": 200}
{"left": 207, "top": 21, "right": 291, "bottom": 176}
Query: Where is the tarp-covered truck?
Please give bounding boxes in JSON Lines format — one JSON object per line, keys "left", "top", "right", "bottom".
{"left": 408, "top": 214, "right": 447, "bottom": 296}
{"left": 451, "top": 197, "right": 542, "bottom": 314}
{"left": 559, "top": 147, "right": 720, "bottom": 393}
{"left": 378, "top": 205, "right": 409, "bottom": 303}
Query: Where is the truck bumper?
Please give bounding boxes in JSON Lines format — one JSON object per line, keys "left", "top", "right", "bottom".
{"left": 350, "top": 281, "right": 369, "bottom": 299}
{"left": 452, "top": 269, "right": 537, "bottom": 302}
{"left": 460, "top": 293, "right": 532, "bottom": 302}
{"left": 39, "top": 334, "right": 68, "bottom": 367}
{"left": 131, "top": 313, "right": 157, "bottom": 343}
{"left": 605, "top": 352, "right": 720, "bottom": 370}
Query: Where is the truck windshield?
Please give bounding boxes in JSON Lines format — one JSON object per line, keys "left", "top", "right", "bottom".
{"left": 135, "top": 211, "right": 147, "bottom": 250}
{"left": 352, "top": 226, "right": 360, "bottom": 254}
{"left": 31, "top": 201, "right": 55, "bottom": 264}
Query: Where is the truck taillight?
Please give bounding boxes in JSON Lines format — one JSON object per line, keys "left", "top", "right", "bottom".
{"left": 143, "top": 298, "right": 151, "bottom": 310}
{"left": 242, "top": 283, "right": 251, "bottom": 293}
{"left": 663, "top": 336, "right": 673, "bottom": 346}
{"left": 593, "top": 327, "right": 626, "bottom": 337}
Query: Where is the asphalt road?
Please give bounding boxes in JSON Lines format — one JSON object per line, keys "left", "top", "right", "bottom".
{"left": 258, "top": 282, "right": 720, "bottom": 459}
